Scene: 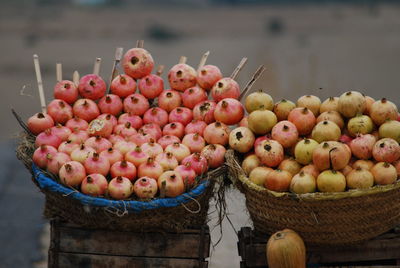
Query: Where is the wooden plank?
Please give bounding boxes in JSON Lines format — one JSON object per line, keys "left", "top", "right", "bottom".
{"left": 51, "top": 252, "right": 208, "bottom": 268}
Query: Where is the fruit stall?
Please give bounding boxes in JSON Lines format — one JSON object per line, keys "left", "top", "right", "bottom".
{"left": 13, "top": 38, "right": 400, "bottom": 267}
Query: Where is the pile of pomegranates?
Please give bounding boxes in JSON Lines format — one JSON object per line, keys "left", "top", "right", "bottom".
{"left": 29, "top": 46, "right": 239, "bottom": 200}
{"left": 233, "top": 90, "right": 400, "bottom": 194}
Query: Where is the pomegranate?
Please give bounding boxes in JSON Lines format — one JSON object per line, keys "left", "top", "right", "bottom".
{"left": 143, "top": 107, "right": 169, "bottom": 128}
{"left": 140, "top": 123, "right": 162, "bottom": 141}
{"left": 110, "top": 160, "right": 136, "bottom": 181}
{"left": 300, "top": 164, "right": 320, "bottom": 178}
{"left": 140, "top": 141, "right": 163, "bottom": 157}
{"left": 155, "top": 152, "right": 179, "bottom": 171}
{"left": 297, "top": 95, "right": 321, "bottom": 116}
{"left": 193, "top": 100, "right": 217, "bottom": 124}
{"left": 316, "top": 111, "right": 344, "bottom": 129}
{"left": 288, "top": 107, "right": 316, "bottom": 136}
{"left": 123, "top": 94, "right": 150, "bottom": 116}
{"left": 371, "top": 162, "right": 398, "bottom": 185}
{"left": 113, "top": 140, "right": 137, "bottom": 155}
{"left": 273, "top": 99, "right": 296, "bottom": 121}
{"left": 347, "top": 115, "right": 374, "bottom": 136}
{"left": 28, "top": 113, "right": 54, "bottom": 135}
{"left": 197, "top": 65, "right": 222, "bottom": 90}
{"left": 174, "top": 163, "right": 197, "bottom": 186}
{"left": 158, "top": 90, "right": 182, "bottom": 112}
{"left": 68, "top": 129, "right": 89, "bottom": 144}
{"left": 271, "top": 121, "right": 299, "bottom": 148}
{"left": 158, "top": 135, "right": 181, "bottom": 150}
{"left": 182, "top": 87, "right": 208, "bottom": 109}
{"left": 320, "top": 97, "right": 339, "bottom": 113}
{"left": 248, "top": 110, "right": 277, "bottom": 135}
{"left": 211, "top": 77, "right": 240, "bottom": 101}
{"left": 339, "top": 133, "right": 353, "bottom": 145}
{"left": 290, "top": 171, "right": 316, "bottom": 194}
{"left": 35, "top": 129, "right": 62, "bottom": 148}
{"left": 50, "top": 125, "right": 71, "bottom": 142}
{"left": 72, "top": 99, "right": 100, "bottom": 122}
{"left": 114, "top": 122, "right": 137, "bottom": 138}
{"left": 372, "top": 138, "right": 400, "bottom": 163}
{"left": 99, "top": 147, "right": 123, "bottom": 166}
{"left": 313, "top": 142, "right": 351, "bottom": 171}
{"left": 379, "top": 120, "right": 400, "bottom": 142}
{"left": 168, "top": 63, "right": 197, "bottom": 91}
{"left": 78, "top": 74, "right": 106, "bottom": 100}
{"left": 182, "top": 133, "right": 206, "bottom": 153}
{"left": 84, "top": 152, "right": 110, "bottom": 176}
{"left": 317, "top": 170, "right": 346, "bottom": 192}
{"left": 163, "top": 122, "right": 185, "bottom": 139}
{"left": 249, "top": 166, "right": 273, "bottom": 186}
{"left": 129, "top": 131, "right": 155, "bottom": 146}
{"left": 338, "top": 91, "right": 366, "bottom": 118}
{"left": 98, "top": 94, "right": 123, "bottom": 116}
{"left": 294, "top": 138, "right": 319, "bottom": 165}
{"left": 59, "top": 161, "right": 86, "bottom": 187}
{"left": 393, "top": 160, "right": 400, "bottom": 176}
{"left": 53, "top": 80, "right": 78, "bottom": 104}
{"left": 47, "top": 152, "right": 71, "bottom": 174}
{"left": 110, "top": 74, "right": 137, "bottom": 98}
{"left": 201, "top": 144, "right": 226, "bottom": 168}
{"left": 228, "top": 127, "right": 255, "bottom": 153}
{"left": 214, "top": 98, "right": 244, "bottom": 125}
{"left": 138, "top": 74, "right": 164, "bottom": 99}
{"left": 108, "top": 134, "right": 124, "bottom": 145}
{"left": 33, "top": 145, "right": 57, "bottom": 168}
{"left": 97, "top": 112, "right": 118, "bottom": 128}
{"left": 70, "top": 144, "right": 96, "bottom": 163}
{"left": 169, "top": 107, "right": 193, "bottom": 126}
{"left": 241, "top": 154, "right": 260, "bottom": 175}
{"left": 370, "top": 98, "right": 398, "bottom": 126}
{"left": 278, "top": 158, "right": 302, "bottom": 175}
{"left": 58, "top": 140, "right": 79, "bottom": 155}
{"left": 352, "top": 159, "right": 374, "bottom": 170}
{"left": 81, "top": 174, "right": 108, "bottom": 196}
{"left": 84, "top": 136, "right": 112, "bottom": 153}
{"left": 158, "top": 171, "right": 185, "bottom": 197}
{"left": 118, "top": 113, "right": 143, "bottom": 129}
{"left": 125, "top": 146, "right": 150, "bottom": 167}
{"left": 346, "top": 167, "right": 374, "bottom": 189}
{"left": 349, "top": 134, "right": 376, "bottom": 159}
{"left": 311, "top": 120, "right": 341, "bottom": 143}
{"left": 364, "top": 95, "right": 376, "bottom": 115}
{"left": 133, "top": 177, "right": 158, "bottom": 198}
{"left": 122, "top": 47, "right": 154, "bottom": 79}
{"left": 264, "top": 169, "right": 293, "bottom": 192}
{"left": 88, "top": 119, "right": 113, "bottom": 138}
{"left": 181, "top": 153, "right": 208, "bottom": 175}
{"left": 65, "top": 117, "right": 89, "bottom": 131}
{"left": 341, "top": 165, "right": 353, "bottom": 176}
{"left": 245, "top": 90, "right": 274, "bottom": 113}
{"left": 238, "top": 117, "right": 248, "bottom": 128}
{"left": 255, "top": 139, "right": 284, "bottom": 167}
{"left": 185, "top": 120, "right": 207, "bottom": 136}
{"left": 108, "top": 176, "right": 133, "bottom": 200}
{"left": 165, "top": 143, "right": 191, "bottom": 163}
{"left": 138, "top": 157, "right": 164, "bottom": 179}
{"left": 203, "top": 122, "right": 230, "bottom": 146}
{"left": 47, "top": 99, "right": 73, "bottom": 124}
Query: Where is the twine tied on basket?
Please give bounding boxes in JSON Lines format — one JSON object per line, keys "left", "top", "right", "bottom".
{"left": 179, "top": 194, "right": 202, "bottom": 214}
{"left": 105, "top": 201, "right": 128, "bottom": 217}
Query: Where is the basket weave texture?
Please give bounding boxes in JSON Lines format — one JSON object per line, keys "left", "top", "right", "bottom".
{"left": 226, "top": 149, "right": 400, "bottom": 246}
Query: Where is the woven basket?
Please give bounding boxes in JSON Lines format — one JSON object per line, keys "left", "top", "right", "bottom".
{"left": 226, "top": 149, "right": 400, "bottom": 246}
{"left": 17, "top": 132, "right": 226, "bottom": 232}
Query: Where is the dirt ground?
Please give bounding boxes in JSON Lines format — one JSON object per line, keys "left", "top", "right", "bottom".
{"left": 1, "top": 3, "right": 400, "bottom": 267}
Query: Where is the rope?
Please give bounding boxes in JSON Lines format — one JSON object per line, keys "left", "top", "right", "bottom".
{"left": 180, "top": 194, "right": 201, "bottom": 214}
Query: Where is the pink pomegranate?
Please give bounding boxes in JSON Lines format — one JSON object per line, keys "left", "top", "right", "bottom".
{"left": 339, "top": 133, "right": 353, "bottom": 145}
{"left": 140, "top": 123, "right": 162, "bottom": 140}
{"left": 98, "top": 94, "right": 123, "bottom": 116}
{"left": 138, "top": 157, "right": 164, "bottom": 179}
{"left": 35, "top": 129, "right": 62, "bottom": 148}
{"left": 125, "top": 146, "right": 150, "bottom": 167}
{"left": 300, "top": 164, "right": 320, "bottom": 179}
{"left": 114, "top": 122, "right": 137, "bottom": 138}
{"left": 65, "top": 117, "right": 89, "bottom": 131}
{"left": 201, "top": 144, "right": 226, "bottom": 168}
{"left": 88, "top": 118, "right": 113, "bottom": 138}
{"left": 371, "top": 162, "right": 398, "bottom": 185}
{"left": 255, "top": 139, "right": 284, "bottom": 167}
{"left": 99, "top": 147, "right": 123, "bottom": 166}
{"left": 157, "top": 135, "right": 181, "bottom": 149}
{"left": 158, "top": 90, "right": 182, "bottom": 112}
{"left": 78, "top": 74, "right": 106, "bottom": 100}
{"left": 294, "top": 138, "right": 319, "bottom": 165}
{"left": 47, "top": 152, "right": 71, "bottom": 174}
{"left": 110, "top": 160, "right": 137, "bottom": 181}
{"left": 228, "top": 127, "right": 255, "bottom": 153}
{"left": 313, "top": 142, "right": 351, "bottom": 171}
{"left": 158, "top": 171, "right": 185, "bottom": 197}
{"left": 203, "top": 122, "right": 231, "bottom": 146}
{"left": 197, "top": 65, "right": 222, "bottom": 90}
{"left": 28, "top": 113, "right": 54, "bottom": 135}
{"left": 174, "top": 163, "right": 197, "bottom": 186}
{"left": 84, "top": 152, "right": 110, "bottom": 176}
{"left": 370, "top": 98, "right": 398, "bottom": 126}
{"left": 140, "top": 141, "right": 163, "bottom": 157}
{"left": 143, "top": 107, "right": 169, "bottom": 128}
{"left": 81, "top": 174, "right": 108, "bottom": 196}
{"left": 168, "top": 63, "right": 197, "bottom": 91}
{"left": 273, "top": 99, "right": 296, "bottom": 121}
{"left": 254, "top": 135, "right": 270, "bottom": 149}
{"left": 182, "top": 87, "right": 208, "bottom": 109}
{"left": 163, "top": 122, "right": 185, "bottom": 139}
{"left": 129, "top": 131, "right": 155, "bottom": 146}
{"left": 108, "top": 134, "right": 124, "bottom": 145}
{"left": 118, "top": 113, "right": 143, "bottom": 129}
{"left": 68, "top": 129, "right": 89, "bottom": 144}
{"left": 110, "top": 74, "right": 137, "bottom": 98}
{"left": 352, "top": 159, "right": 374, "bottom": 170}
{"left": 245, "top": 90, "right": 274, "bottom": 113}
{"left": 108, "top": 176, "right": 133, "bottom": 200}
{"left": 317, "top": 111, "right": 344, "bottom": 129}
{"left": 169, "top": 107, "right": 193, "bottom": 126}
{"left": 297, "top": 95, "right": 321, "bottom": 116}
{"left": 97, "top": 113, "right": 118, "bottom": 129}
{"left": 311, "top": 120, "right": 341, "bottom": 143}
{"left": 59, "top": 161, "right": 86, "bottom": 187}
{"left": 288, "top": 107, "right": 316, "bottom": 135}
{"left": 47, "top": 99, "right": 73, "bottom": 124}
{"left": 338, "top": 91, "right": 366, "bottom": 118}
{"left": 70, "top": 144, "right": 96, "bottom": 163}
{"left": 193, "top": 100, "right": 217, "bottom": 124}
{"left": 138, "top": 74, "right": 164, "bottom": 99}
{"left": 185, "top": 120, "right": 207, "bottom": 136}
{"left": 211, "top": 77, "right": 240, "bottom": 101}
{"left": 72, "top": 99, "right": 100, "bottom": 122}
{"left": 33, "top": 145, "right": 57, "bottom": 168}
{"left": 165, "top": 143, "right": 191, "bottom": 163}
{"left": 349, "top": 134, "right": 376, "bottom": 159}
{"left": 58, "top": 140, "right": 79, "bottom": 155}
{"left": 113, "top": 140, "right": 137, "bottom": 155}
{"left": 238, "top": 117, "right": 248, "bottom": 128}
{"left": 155, "top": 152, "right": 179, "bottom": 171}
{"left": 372, "top": 138, "right": 400, "bottom": 163}
{"left": 265, "top": 169, "right": 293, "bottom": 192}
{"left": 214, "top": 98, "right": 245, "bottom": 125}
{"left": 133, "top": 177, "right": 158, "bottom": 198}
{"left": 122, "top": 48, "right": 154, "bottom": 79}
{"left": 182, "top": 133, "right": 206, "bottom": 153}
{"left": 271, "top": 121, "right": 299, "bottom": 148}
{"left": 84, "top": 136, "right": 112, "bottom": 153}
{"left": 123, "top": 94, "right": 150, "bottom": 116}
{"left": 320, "top": 97, "right": 339, "bottom": 113}
{"left": 50, "top": 125, "right": 72, "bottom": 141}
{"left": 53, "top": 80, "right": 78, "bottom": 104}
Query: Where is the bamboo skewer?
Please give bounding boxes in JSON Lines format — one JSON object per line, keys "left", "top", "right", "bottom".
{"left": 156, "top": 65, "right": 165, "bottom": 76}
{"left": 108, "top": 47, "right": 124, "bottom": 92}
{"left": 179, "top": 56, "right": 187, "bottom": 64}
{"left": 56, "top": 63, "right": 62, "bottom": 82}
{"left": 73, "top": 71, "right": 80, "bottom": 87}
{"left": 33, "top": 54, "right": 47, "bottom": 113}
{"left": 239, "top": 65, "right": 266, "bottom": 101}
{"left": 197, "top": 51, "right": 210, "bottom": 72}
{"left": 136, "top": 40, "right": 144, "bottom": 48}
{"left": 230, "top": 57, "right": 248, "bottom": 80}
{"left": 93, "top": 58, "right": 101, "bottom": 76}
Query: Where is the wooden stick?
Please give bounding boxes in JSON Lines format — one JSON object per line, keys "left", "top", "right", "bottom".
{"left": 160, "top": 180, "right": 166, "bottom": 198}
{"left": 56, "top": 63, "right": 62, "bottom": 82}
{"left": 197, "top": 51, "right": 210, "bottom": 72}
{"left": 230, "top": 57, "right": 248, "bottom": 80}
{"left": 33, "top": 54, "right": 47, "bottom": 113}
{"left": 108, "top": 47, "right": 124, "bottom": 92}
{"left": 136, "top": 40, "right": 144, "bottom": 48}
{"left": 93, "top": 58, "right": 101, "bottom": 75}
{"left": 156, "top": 65, "right": 165, "bottom": 76}
{"left": 239, "top": 65, "right": 266, "bottom": 101}
{"left": 72, "top": 71, "right": 80, "bottom": 87}
{"left": 179, "top": 56, "right": 187, "bottom": 64}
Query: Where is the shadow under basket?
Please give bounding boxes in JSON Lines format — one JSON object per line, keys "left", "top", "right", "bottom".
{"left": 226, "top": 149, "right": 400, "bottom": 246}
{"left": 17, "top": 132, "right": 226, "bottom": 232}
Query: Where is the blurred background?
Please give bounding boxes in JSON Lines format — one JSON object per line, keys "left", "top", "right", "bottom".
{"left": 0, "top": 0, "right": 399, "bottom": 267}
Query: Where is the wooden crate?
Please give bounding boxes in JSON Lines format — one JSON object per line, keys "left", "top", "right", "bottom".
{"left": 49, "top": 220, "right": 210, "bottom": 268}
{"left": 238, "top": 226, "right": 400, "bottom": 268}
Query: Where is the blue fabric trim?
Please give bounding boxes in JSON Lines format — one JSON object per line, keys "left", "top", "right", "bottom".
{"left": 32, "top": 164, "right": 209, "bottom": 213}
